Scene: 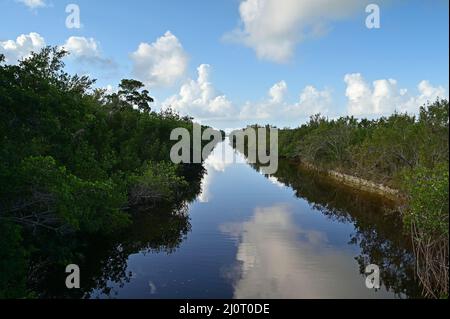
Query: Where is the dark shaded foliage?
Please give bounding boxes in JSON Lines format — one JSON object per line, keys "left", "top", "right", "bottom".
{"left": 0, "top": 47, "right": 218, "bottom": 298}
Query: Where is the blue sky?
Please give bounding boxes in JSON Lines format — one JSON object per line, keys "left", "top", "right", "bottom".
{"left": 1, "top": 0, "right": 449, "bottom": 129}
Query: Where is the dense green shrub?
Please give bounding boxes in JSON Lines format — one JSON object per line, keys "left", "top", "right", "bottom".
{"left": 129, "top": 161, "right": 189, "bottom": 207}
{"left": 250, "top": 100, "right": 449, "bottom": 297}
{"left": 0, "top": 47, "right": 217, "bottom": 297}
{"left": 275, "top": 100, "right": 448, "bottom": 188}
{"left": 402, "top": 164, "right": 449, "bottom": 237}
{"left": 0, "top": 222, "right": 29, "bottom": 299}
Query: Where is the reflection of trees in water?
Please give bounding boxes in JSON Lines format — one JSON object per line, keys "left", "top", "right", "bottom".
{"left": 27, "top": 202, "right": 192, "bottom": 299}
{"left": 24, "top": 165, "right": 204, "bottom": 299}
{"left": 252, "top": 160, "right": 422, "bottom": 298}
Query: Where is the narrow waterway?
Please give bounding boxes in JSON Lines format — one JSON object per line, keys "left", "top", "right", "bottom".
{"left": 87, "top": 139, "right": 420, "bottom": 299}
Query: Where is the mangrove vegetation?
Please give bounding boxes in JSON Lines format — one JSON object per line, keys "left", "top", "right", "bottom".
{"left": 232, "top": 100, "right": 449, "bottom": 298}
{"left": 0, "top": 47, "right": 219, "bottom": 298}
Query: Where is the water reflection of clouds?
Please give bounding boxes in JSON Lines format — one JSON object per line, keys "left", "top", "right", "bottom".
{"left": 198, "top": 171, "right": 213, "bottom": 203}
{"left": 206, "top": 141, "right": 247, "bottom": 170}
{"left": 267, "top": 176, "right": 285, "bottom": 188}
{"left": 220, "top": 204, "right": 392, "bottom": 299}
{"left": 198, "top": 141, "right": 246, "bottom": 203}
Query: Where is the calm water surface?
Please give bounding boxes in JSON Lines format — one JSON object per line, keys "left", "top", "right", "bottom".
{"left": 87, "top": 140, "right": 420, "bottom": 299}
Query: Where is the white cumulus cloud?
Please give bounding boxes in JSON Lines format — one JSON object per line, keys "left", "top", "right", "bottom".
{"left": 225, "top": 0, "right": 370, "bottom": 63}
{"left": 269, "top": 80, "right": 288, "bottom": 104}
{"left": 62, "top": 37, "right": 101, "bottom": 59}
{"left": 17, "top": 0, "right": 46, "bottom": 9}
{"left": 240, "top": 81, "right": 332, "bottom": 121}
{"left": 345, "top": 73, "right": 448, "bottom": 116}
{"left": 0, "top": 32, "right": 46, "bottom": 64}
{"left": 288, "top": 85, "right": 333, "bottom": 116}
{"left": 61, "top": 36, "right": 114, "bottom": 68}
{"left": 131, "top": 31, "right": 188, "bottom": 87}
{"left": 164, "top": 64, "right": 234, "bottom": 120}
{"left": 240, "top": 81, "right": 285, "bottom": 120}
